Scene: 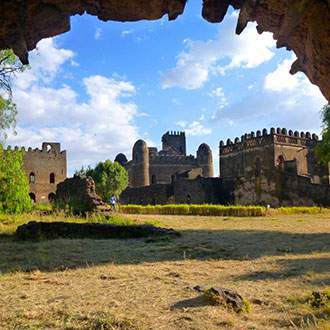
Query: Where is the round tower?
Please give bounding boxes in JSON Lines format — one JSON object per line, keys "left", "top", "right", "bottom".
{"left": 114, "top": 153, "right": 128, "bottom": 167}
{"left": 197, "top": 143, "right": 214, "bottom": 177}
{"left": 132, "top": 139, "right": 149, "bottom": 187}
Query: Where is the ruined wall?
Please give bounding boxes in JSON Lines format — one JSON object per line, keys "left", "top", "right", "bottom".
{"left": 8, "top": 142, "right": 67, "bottom": 203}
{"left": 120, "top": 183, "right": 173, "bottom": 205}
{"left": 56, "top": 175, "right": 103, "bottom": 213}
{"left": 120, "top": 176, "right": 235, "bottom": 205}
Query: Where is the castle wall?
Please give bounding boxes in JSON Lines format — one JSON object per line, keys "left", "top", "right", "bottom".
{"left": 120, "top": 177, "right": 235, "bottom": 205}
{"left": 19, "top": 142, "right": 67, "bottom": 203}
{"left": 220, "top": 134, "right": 275, "bottom": 180}
{"left": 148, "top": 155, "right": 199, "bottom": 184}
{"left": 120, "top": 183, "right": 173, "bottom": 205}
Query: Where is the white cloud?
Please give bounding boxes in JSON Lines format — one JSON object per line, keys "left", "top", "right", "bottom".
{"left": 94, "top": 28, "right": 102, "bottom": 40}
{"left": 121, "top": 29, "right": 134, "bottom": 37}
{"left": 213, "top": 56, "right": 327, "bottom": 133}
{"left": 209, "top": 87, "right": 228, "bottom": 109}
{"left": 7, "top": 38, "right": 141, "bottom": 174}
{"left": 161, "top": 16, "right": 275, "bottom": 90}
{"left": 176, "top": 120, "right": 212, "bottom": 136}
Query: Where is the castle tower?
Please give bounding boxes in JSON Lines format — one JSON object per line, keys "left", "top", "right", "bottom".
{"left": 197, "top": 143, "right": 214, "bottom": 177}
{"left": 161, "top": 131, "right": 186, "bottom": 155}
{"left": 132, "top": 139, "right": 149, "bottom": 187}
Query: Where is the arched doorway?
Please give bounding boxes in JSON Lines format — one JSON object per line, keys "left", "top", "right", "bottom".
{"left": 48, "top": 193, "right": 56, "bottom": 203}
{"left": 29, "top": 192, "right": 36, "bottom": 203}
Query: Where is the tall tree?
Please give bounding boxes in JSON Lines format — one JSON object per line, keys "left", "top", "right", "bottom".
{"left": 84, "top": 160, "right": 129, "bottom": 201}
{"left": 316, "top": 104, "right": 330, "bottom": 164}
{"left": 0, "top": 49, "right": 24, "bottom": 141}
{"left": 0, "top": 146, "right": 32, "bottom": 213}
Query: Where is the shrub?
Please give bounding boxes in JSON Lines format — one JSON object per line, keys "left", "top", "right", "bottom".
{"left": 119, "top": 204, "right": 267, "bottom": 217}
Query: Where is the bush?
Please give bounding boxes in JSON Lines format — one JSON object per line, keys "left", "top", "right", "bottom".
{"left": 269, "top": 206, "right": 323, "bottom": 215}
{"left": 119, "top": 205, "right": 327, "bottom": 217}
{"left": 119, "top": 204, "right": 267, "bottom": 217}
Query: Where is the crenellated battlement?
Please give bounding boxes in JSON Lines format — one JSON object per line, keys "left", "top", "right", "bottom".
{"left": 6, "top": 142, "right": 66, "bottom": 156}
{"left": 163, "top": 131, "right": 185, "bottom": 136}
{"left": 219, "top": 128, "right": 319, "bottom": 155}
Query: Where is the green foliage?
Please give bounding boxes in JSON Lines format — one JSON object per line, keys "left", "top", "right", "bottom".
{"left": 0, "top": 145, "right": 32, "bottom": 213}
{"left": 120, "top": 204, "right": 325, "bottom": 217}
{"left": 316, "top": 104, "right": 330, "bottom": 164}
{"left": 0, "top": 49, "right": 25, "bottom": 141}
{"left": 120, "top": 204, "right": 267, "bottom": 217}
{"left": 270, "top": 206, "right": 322, "bottom": 215}
{"left": 84, "top": 160, "right": 128, "bottom": 201}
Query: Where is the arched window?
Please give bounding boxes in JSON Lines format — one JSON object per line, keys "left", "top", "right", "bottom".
{"left": 151, "top": 174, "right": 157, "bottom": 185}
{"left": 277, "top": 155, "right": 285, "bottom": 166}
{"left": 48, "top": 193, "right": 56, "bottom": 203}
{"left": 29, "top": 172, "right": 35, "bottom": 184}
{"left": 50, "top": 173, "right": 55, "bottom": 184}
{"left": 29, "top": 192, "right": 36, "bottom": 203}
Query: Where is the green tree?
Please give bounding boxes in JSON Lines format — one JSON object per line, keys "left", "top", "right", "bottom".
{"left": 316, "top": 104, "right": 330, "bottom": 164}
{"left": 84, "top": 160, "right": 128, "bottom": 201}
{"left": 0, "top": 145, "right": 32, "bottom": 213}
{"left": 0, "top": 50, "right": 31, "bottom": 214}
{"left": 0, "top": 49, "right": 24, "bottom": 141}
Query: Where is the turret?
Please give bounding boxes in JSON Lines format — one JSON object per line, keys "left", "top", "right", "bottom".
{"left": 161, "top": 131, "right": 186, "bottom": 155}
{"left": 197, "top": 143, "right": 214, "bottom": 177}
{"left": 132, "top": 139, "right": 149, "bottom": 187}
{"left": 114, "top": 153, "right": 128, "bottom": 167}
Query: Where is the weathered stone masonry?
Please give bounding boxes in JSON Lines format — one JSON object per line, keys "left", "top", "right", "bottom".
{"left": 115, "top": 131, "right": 214, "bottom": 188}
{"left": 120, "top": 128, "right": 330, "bottom": 206}
{"left": 7, "top": 142, "right": 67, "bottom": 203}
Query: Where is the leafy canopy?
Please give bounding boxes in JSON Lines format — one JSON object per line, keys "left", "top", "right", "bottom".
{"left": 0, "top": 49, "right": 25, "bottom": 141}
{"left": 316, "top": 104, "right": 330, "bottom": 164}
{"left": 80, "top": 160, "right": 128, "bottom": 201}
{"left": 0, "top": 145, "right": 32, "bottom": 213}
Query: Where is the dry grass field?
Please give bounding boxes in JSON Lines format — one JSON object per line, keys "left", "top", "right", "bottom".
{"left": 0, "top": 212, "right": 329, "bottom": 329}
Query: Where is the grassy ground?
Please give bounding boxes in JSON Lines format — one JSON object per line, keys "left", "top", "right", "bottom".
{"left": 0, "top": 212, "right": 329, "bottom": 329}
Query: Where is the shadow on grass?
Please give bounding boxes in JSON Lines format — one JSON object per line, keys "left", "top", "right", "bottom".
{"left": 0, "top": 229, "right": 329, "bottom": 274}
{"left": 234, "top": 257, "right": 330, "bottom": 281}
{"left": 171, "top": 296, "right": 208, "bottom": 310}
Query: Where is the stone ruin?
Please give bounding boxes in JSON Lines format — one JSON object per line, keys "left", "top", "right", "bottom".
{"left": 55, "top": 175, "right": 104, "bottom": 214}
{"left": 120, "top": 127, "right": 330, "bottom": 207}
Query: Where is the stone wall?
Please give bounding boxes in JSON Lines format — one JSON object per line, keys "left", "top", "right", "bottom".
{"left": 120, "top": 176, "right": 235, "bottom": 205}
{"left": 7, "top": 142, "right": 67, "bottom": 203}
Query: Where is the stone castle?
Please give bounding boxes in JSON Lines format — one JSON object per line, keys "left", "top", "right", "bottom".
{"left": 6, "top": 142, "right": 67, "bottom": 203}
{"left": 120, "top": 128, "right": 330, "bottom": 206}
{"left": 115, "top": 131, "right": 213, "bottom": 187}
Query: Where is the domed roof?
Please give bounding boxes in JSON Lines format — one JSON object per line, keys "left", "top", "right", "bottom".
{"left": 197, "top": 143, "right": 211, "bottom": 153}
{"left": 114, "top": 153, "right": 128, "bottom": 166}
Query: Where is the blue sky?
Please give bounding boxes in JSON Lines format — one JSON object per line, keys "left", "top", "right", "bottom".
{"left": 7, "top": 2, "right": 326, "bottom": 175}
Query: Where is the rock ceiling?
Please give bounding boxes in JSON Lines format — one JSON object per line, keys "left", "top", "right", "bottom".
{"left": 0, "top": 0, "right": 329, "bottom": 100}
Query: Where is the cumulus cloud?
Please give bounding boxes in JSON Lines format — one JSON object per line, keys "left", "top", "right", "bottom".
{"left": 209, "top": 87, "right": 228, "bottom": 109}
{"left": 213, "top": 56, "right": 327, "bottom": 133}
{"left": 176, "top": 120, "right": 212, "bottom": 136}
{"left": 7, "top": 38, "right": 141, "bottom": 173}
{"left": 161, "top": 16, "right": 275, "bottom": 90}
